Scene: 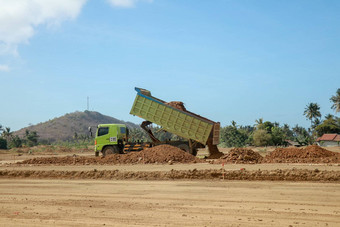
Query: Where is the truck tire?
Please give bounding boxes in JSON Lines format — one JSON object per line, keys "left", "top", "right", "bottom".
{"left": 95, "top": 151, "right": 99, "bottom": 157}
{"left": 102, "top": 146, "right": 119, "bottom": 157}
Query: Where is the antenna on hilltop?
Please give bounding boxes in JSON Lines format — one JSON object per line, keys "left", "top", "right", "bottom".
{"left": 87, "top": 96, "right": 89, "bottom": 111}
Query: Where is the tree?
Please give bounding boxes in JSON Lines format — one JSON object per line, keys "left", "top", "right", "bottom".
{"left": 325, "top": 114, "right": 334, "bottom": 120}
{"left": 0, "top": 126, "right": 23, "bottom": 148}
{"left": 0, "top": 124, "right": 5, "bottom": 149}
{"left": 315, "top": 116, "right": 340, "bottom": 137}
{"left": 330, "top": 88, "right": 340, "bottom": 113}
{"left": 292, "top": 124, "right": 311, "bottom": 145}
{"left": 8, "top": 135, "right": 22, "bottom": 148}
{"left": 263, "top": 121, "right": 275, "bottom": 133}
{"left": 73, "top": 132, "right": 78, "bottom": 140}
{"left": 1, "top": 127, "right": 12, "bottom": 141}
{"left": 282, "top": 124, "right": 294, "bottom": 140}
{"left": 128, "top": 128, "right": 149, "bottom": 142}
{"left": 271, "top": 127, "right": 285, "bottom": 146}
{"left": 312, "top": 118, "right": 321, "bottom": 130}
{"left": 25, "top": 130, "right": 39, "bottom": 147}
{"left": 253, "top": 129, "right": 272, "bottom": 146}
{"left": 0, "top": 137, "right": 7, "bottom": 149}
{"left": 303, "top": 103, "right": 321, "bottom": 129}
{"left": 220, "top": 125, "right": 248, "bottom": 147}
{"left": 254, "top": 118, "right": 264, "bottom": 129}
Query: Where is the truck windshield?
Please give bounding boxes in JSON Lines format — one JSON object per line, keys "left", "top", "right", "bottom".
{"left": 98, "top": 127, "right": 109, "bottom": 136}
{"left": 120, "top": 127, "right": 126, "bottom": 134}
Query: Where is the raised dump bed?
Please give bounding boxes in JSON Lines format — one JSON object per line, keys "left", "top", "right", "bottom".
{"left": 130, "top": 88, "right": 220, "bottom": 147}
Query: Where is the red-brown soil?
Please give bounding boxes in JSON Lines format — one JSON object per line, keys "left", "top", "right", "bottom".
{"left": 19, "top": 145, "right": 202, "bottom": 165}
{"left": 219, "top": 148, "right": 263, "bottom": 164}
{"left": 264, "top": 145, "right": 340, "bottom": 163}
{"left": 206, "top": 138, "right": 224, "bottom": 158}
{"left": 166, "top": 101, "right": 186, "bottom": 111}
{"left": 0, "top": 168, "right": 339, "bottom": 181}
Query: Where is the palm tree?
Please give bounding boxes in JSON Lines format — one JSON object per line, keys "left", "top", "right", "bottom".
{"left": 330, "top": 88, "right": 340, "bottom": 113}
{"left": 303, "top": 103, "right": 321, "bottom": 129}
{"left": 325, "top": 114, "right": 334, "bottom": 120}
{"left": 231, "top": 120, "right": 237, "bottom": 128}
{"left": 312, "top": 118, "right": 321, "bottom": 130}
{"left": 255, "top": 118, "right": 263, "bottom": 129}
{"left": 2, "top": 127, "right": 12, "bottom": 140}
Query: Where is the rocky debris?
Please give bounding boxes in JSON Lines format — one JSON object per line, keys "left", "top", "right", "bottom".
{"left": 19, "top": 145, "right": 202, "bottom": 165}
{"left": 166, "top": 101, "right": 187, "bottom": 111}
{"left": 1, "top": 168, "right": 339, "bottom": 182}
{"left": 264, "top": 145, "right": 340, "bottom": 163}
{"left": 219, "top": 148, "right": 263, "bottom": 164}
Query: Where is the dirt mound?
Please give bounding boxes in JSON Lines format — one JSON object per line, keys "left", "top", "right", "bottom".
{"left": 264, "top": 145, "right": 340, "bottom": 163}
{"left": 1, "top": 169, "right": 339, "bottom": 182}
{"left": 166, "top": 101, "right": 186, "bottom": 111}
{"left": 219, "top": 148, "right": 263, "bottom": 164}
{"left": 19, "top": 145, "right": 202, "bottom": 165}
{"left": 137, "top": 145, "right": 201, "bottom": 163}
{"left": 206, "top": 138, "right": 224, "bottom": 159}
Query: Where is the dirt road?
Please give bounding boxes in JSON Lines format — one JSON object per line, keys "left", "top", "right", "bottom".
{"left": 0, "top": 179, "right": 339, "bottom": 226}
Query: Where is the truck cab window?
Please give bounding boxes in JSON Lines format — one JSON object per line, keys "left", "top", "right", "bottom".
{"left": 98, "top": 127, "right": 109, "bottom": 136}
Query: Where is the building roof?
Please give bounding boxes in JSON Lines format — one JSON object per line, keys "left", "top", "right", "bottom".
{"left": 316, "top": 134, "right": 340, "bottom": 142}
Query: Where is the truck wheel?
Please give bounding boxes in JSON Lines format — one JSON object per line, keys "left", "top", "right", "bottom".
{"left": 95, "top": 151, "right": 99, "bottom": 157}
{"left": 102, "top": 146, "right": 119, "bottom": 157}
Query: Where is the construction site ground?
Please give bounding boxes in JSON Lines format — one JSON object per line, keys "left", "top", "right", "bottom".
{"left": 0, "top": 146, "right": 339, "bottom": 226}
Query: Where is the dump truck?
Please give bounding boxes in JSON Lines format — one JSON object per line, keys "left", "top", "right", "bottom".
{"left": 92, "top": 87, "right": 222, "bottom": 157}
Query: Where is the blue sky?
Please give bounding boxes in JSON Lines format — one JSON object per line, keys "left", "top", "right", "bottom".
{"left": 0, "top": 0, "right": 339, "bottom": 131}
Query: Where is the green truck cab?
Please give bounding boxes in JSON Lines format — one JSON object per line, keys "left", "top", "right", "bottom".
{"left": 94, "top": 124, "right": 128, "bottom": 156}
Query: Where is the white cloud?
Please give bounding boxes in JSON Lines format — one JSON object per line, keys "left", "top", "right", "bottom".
{"left": 0, "top": 64, "right": 10, "bottom": 72}
{"left": 107, "top": 0, "right": 153, "bottom": 8}
{"left": 0, "top": 0, "right": 87, "bottom": 55}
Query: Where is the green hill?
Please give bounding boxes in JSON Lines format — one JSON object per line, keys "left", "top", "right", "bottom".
{"left": 14, "top": 111, "right": 139, "bottom": 143}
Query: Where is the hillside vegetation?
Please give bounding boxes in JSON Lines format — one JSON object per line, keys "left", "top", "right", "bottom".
{"left": 14, "top": 111, "right": 139, "bottom": 143}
